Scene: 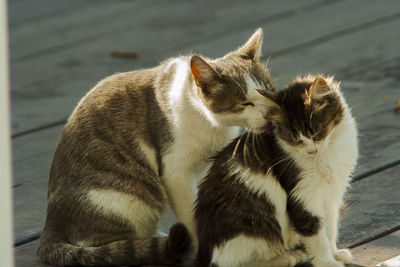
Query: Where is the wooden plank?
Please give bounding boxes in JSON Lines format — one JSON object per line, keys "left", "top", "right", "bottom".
{"left": 15, "top": 240, "right": 49, "bottom": 267}
{"left": 8, "top": 0, "right": 88, "bottom": 26}
{"left": 12, "top": 126, "right": 62, "bottom": 187}
{"left": 351, "top": 231, "right": 400, "bottom": 266}
{"left": 339, "top": 165, "right": 400, "bottom": 247}
{"left": 267, "top": 18, "right": 400, "bottom": 87}
{"left": 13, "top": 178, "right": 47, "bottom": 245}
{"left": 10, "top": 0, "right": 399, "bottom": 134}
{"left": 9, "top": 0, "right": 319, "bottom": 60}
{"left": 377, "top": 255, "right": 400, "bottom": 267}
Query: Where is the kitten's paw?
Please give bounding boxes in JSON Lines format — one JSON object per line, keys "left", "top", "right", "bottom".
{"left": 334, "top": 249, "right": 353, "bottom": 264}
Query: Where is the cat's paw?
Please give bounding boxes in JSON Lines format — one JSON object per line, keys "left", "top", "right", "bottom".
{"left": 334, "top": 249, "right": 353, "bottom": 264}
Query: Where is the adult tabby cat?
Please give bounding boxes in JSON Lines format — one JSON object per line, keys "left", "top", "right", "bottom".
{"left": 37, "top": 29, "right": 275, "bottom": 266}
{"left": 195, "top": 75, "right": 358, "bottom": 267}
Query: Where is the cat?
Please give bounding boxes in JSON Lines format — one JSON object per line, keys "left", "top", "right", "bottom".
{"left": 194, "top": 75, "right": 358, "bottom": 267}
{"left": 36, "top": 28, "right": 276, "bottom": 266}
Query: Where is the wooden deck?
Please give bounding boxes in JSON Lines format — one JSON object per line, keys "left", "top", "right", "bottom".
{"left": 10, "top": 0, "right": 400, "bottom": 266}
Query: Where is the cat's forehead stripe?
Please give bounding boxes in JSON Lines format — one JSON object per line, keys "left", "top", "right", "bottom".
{"left": 245, "top": 73, "right": 264, "bottom": 92}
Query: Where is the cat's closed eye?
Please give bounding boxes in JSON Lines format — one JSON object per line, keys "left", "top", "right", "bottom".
{"left": 242, "top": 102, "right": 254, "bottom": 107}
{"left": 313, "top": 133, "right": 323, "bottom": 142}
{"left": 296, "top": 140, "right": 304, "bottom": 145}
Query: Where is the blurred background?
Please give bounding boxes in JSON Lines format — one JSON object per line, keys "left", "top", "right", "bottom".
{"left": 9, "top": 0, "right": 400, "bottom": 266}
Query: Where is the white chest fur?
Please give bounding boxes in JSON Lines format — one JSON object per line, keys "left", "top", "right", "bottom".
{"left": 162, "top": 58, "right": 240, "bottom": 179}
{"left": 159, "top": 58, "right": 241, "bottom": 240}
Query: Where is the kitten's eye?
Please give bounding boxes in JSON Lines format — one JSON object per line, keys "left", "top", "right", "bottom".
{"left": 297, "top": 140, "right": 304, "bottom": 145}
{"left": 242, "top": 102, "right": 254, "bottom": 107}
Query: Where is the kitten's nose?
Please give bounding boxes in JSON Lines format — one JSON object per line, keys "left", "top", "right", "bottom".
{"left": 305, "top": 146, "right": 318, "bottom": 155}
{"left": 307, "top": 149, "right": 318, "bottom": 155}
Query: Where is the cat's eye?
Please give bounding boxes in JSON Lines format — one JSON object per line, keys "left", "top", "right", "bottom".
{"left": 242, "top": 102, "right": 254, "bottom": 107}
{"left": 297, "top": 140, "right": 304, "bottom": 145}
{"left": 313, "top": 134, "right": 323, "bottom": 141}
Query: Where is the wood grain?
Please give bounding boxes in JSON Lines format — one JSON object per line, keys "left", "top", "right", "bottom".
{"left": 339, "top": 165, "right": 400, "bottom": 246}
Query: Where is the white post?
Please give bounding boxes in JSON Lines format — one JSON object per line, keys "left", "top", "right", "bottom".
{"left": 0, "top": 0, "right": 14, "bottom": 265}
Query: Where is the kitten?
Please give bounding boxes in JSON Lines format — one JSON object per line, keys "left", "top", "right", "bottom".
{"left": 36, "top": 29, "right": 275, "bottom": 266}
{"left": 194, "top": 75, "right": 358, "bottom": 267}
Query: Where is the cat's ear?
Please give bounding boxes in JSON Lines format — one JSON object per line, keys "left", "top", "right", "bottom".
{"left": 235, "top": 28, "right": 263, "bottom": 62}
{"left": 306, "top": 76, "right": 333, "bottom": 104}
{"left": 190, "top": 55, "right": 221, "bottom": 93}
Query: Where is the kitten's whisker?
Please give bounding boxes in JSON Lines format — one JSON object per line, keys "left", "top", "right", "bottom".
{"left": 255, "top": 131, "right": 265, "bottom": 147}
{"left": 251, "top": 132, "right": 263, "bottom": 166}
{"left": 266, "top": 156, "right": 291, "bottom": 177}
{"left": 231, "top": 132, "right": 246, "bottom": 160}
{"left": 243, "top": 132, "right": 250, "bottom": 166}
{"left": 277, "top": 157, "right": 295, "bottom": 180}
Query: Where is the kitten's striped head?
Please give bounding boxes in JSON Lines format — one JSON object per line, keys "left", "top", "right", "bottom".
{"left": 190, "top": 29, "right": 275, "bottom": 132}
{"left": 259, "top": 75, "right": 345, "bottom": 155}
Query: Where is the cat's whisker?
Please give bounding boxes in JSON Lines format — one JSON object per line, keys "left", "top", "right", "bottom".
{"left": 243, "top": 132, "right": 251, "bottom": 166}
{"left": 231, "top": 132, "right": 246, "bottom": 161}
{"left": 232, "top": 77, "right": 246, "bottom": 92}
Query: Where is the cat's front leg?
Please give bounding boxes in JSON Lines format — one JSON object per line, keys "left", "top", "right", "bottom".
{"left": 163, "top": 172, "right": 198, "bottom": 249}
{"left": 326, "top": 198, "right": 353, "bottom": 264}
{"left": 288, "top": 196, "right": 344, "bottom": 267}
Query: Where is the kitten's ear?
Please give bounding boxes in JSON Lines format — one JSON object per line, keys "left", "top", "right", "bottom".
{"left": 235, "top": 28, "right": 263, "bottom": 62}
{"left": 307, "top": 76, "right": 332, "bottom": 103}
{"left": 190, "top": 55, "right": 221, "bottom": 92}
{"left": 256, "top": 89, "right": 283, "bottom": 122}
{"left": 256, "top": 89, "right": 275, "bottom": 102}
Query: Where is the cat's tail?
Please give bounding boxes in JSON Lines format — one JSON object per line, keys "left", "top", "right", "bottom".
{"left": 36, "top": 223, "right": 192, "bottom": 266}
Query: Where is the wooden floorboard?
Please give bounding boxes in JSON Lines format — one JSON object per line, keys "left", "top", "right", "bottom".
{"left": 10, "top": 0, "right": 399, "bottom": 134}
{"left": 267, "top": 18, "right": 400, "bottom": 86}
{"left": 9, "top": 0, "right": 323, "bottom": 134}
{"left": 9, "top": 0, "right": 319, "bottom": 61}
{"left": 7, "top": 0, "right": 87, "bottom": 26}
{"left": 12, "top": 12, "right": 400, "bottom": 247}
{"left": 339, "top": 165, "right": 400, "bottom": 247}
{"left": 10, "top": 0, "right": 400, "bottom": 265}
{"left": 351, "top": 230, "right": 400, "bottom": 266}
